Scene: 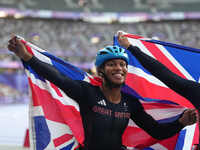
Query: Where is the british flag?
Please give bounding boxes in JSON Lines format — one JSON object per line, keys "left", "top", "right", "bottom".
{"left": 22, "top": 40, "right": 85, "bottom": 150}
{"left": 114, "top": 32, "right": 199, "bottom": 149}
{"left": 20, "top": 32, "right": 199, "bottom": 150}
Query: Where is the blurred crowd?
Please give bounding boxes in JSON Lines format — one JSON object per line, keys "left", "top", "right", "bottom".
{"left": 0, "top": 18, "right": 200, "bottom": 104}
{"left": 1, "top": 18, "right": 200, "bottom": 63}
{"left": 0, "top": 68, "right": 29, "bottom": 104}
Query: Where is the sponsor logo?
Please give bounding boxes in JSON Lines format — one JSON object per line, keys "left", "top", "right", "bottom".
{"left": 97, "top": 99, "right": 106, "bottom": 106}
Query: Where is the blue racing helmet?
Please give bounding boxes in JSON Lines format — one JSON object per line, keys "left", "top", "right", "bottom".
{"left": 95, "top": 45, "right": 129, "bottom": 67}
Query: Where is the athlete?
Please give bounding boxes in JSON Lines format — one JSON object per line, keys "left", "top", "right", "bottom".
{"left": 8, "top": 36, "right": 197, "bottom": 150}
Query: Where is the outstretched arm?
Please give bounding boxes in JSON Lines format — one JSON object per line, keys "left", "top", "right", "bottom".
{"left": 117, "top": 32, "right": 200, "bottom": 109}
{"left": 127, "top": 45, "right": 200, "bottom": 103}
{"left": 8, "top": 36, "right": 85, "bottom": 103}
{"left": 26, "top": 56, "right": 86, "bottom": 102}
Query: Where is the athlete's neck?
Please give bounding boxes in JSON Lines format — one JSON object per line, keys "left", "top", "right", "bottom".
{"left": 101, "top": 84, "right": 121, "bottom": 104}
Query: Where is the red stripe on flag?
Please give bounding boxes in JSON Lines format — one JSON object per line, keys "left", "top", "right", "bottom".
{"left": 122, "top": 126, "right": 158, "bottom": 148}
{"left": 123, "top": 126, "right": 179, "bottom": 149}
{"left": 56, "top": 102, "right": 85, "bottom": 144}
{"left": 142, "top": 102, "right": 184, "bottom": 110}
{"left": 126, "top": 73, "right": 194, "bottom": 108}
{"left": 29, "top": 79, "right": 85, "bottom": 144}
{"left": 89, "top": 76, "right": 102, "bottom": 86}
{"left": 53, "top": 134, "right": 73, "bottom": 147}
{"left": 192, "top": 123, "right": 200, "bottom": 146}
{"left": 50, "top": 83, "right": 63, "bottom": 97}
{"left": 21, "top": 40, "right": 34, "bottom": 55}
{"left": 124, "top": 34, "right": 144, "bottom": 39}
{"left": 141, "top": 40, "right": 187, "bottom": 79}
{"left": 158, "top": 134, "right": 179, "bottom": 150}
{"left": 29, "top": 79, "right": 76, "bottom": 123}
{"left": 28, "top": 78, "right": 41, "bottom": 106}
{"left": 23, "top": 129, "right": 30, "bottom": 148}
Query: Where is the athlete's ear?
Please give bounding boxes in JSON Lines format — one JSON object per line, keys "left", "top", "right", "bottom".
{"left": 98, "top": 69, "right": 104, "bottom": 77}
{"left": 97, "top": 66, "right": 105, "bottom": 77}
{"left": 99, "top": 72, "right": 104, "bottom": 78}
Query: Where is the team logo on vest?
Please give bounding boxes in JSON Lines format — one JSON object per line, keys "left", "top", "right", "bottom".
{"left": 123, "top": 102, "right": 128, "bottom": 111}
{"left": 98, "top": 99, "right": 106, "bottom": 106}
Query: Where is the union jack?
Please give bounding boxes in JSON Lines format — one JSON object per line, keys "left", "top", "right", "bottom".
{"left": 114, "top": 32, "right": 199, "bottom": 150}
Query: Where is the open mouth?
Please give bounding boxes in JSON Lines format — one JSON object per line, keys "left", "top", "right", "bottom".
{"left": 112, "top": 73, "right": 124, "bottom": 79}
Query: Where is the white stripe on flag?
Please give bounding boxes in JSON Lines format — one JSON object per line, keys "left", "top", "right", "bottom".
{"left": 156, "top": 44, "right": 195, "bottom": 81}
{"left": 128, "top": 107, "right": 185, "bottom": 127}
{"left": 181, "top": 124, "right": 196, "bottom": 150}
{"left": 128, "top": 65, "right": 167, "bottom": 87}
{"left": 55, "top": 136, "right": 79, "bottom": 150}
{"left": 127, "top": 38, "right": 155, "bottom": 58}
{"left": 26, "top": 69, "right": 80, "bottom": 111}
{"left": 146, "top": 108, "right": 185, "bottom": 120}
{"left": 46, "top": 119, "right": 73, "bottom": 139}
{"left": 150, "top": 143, "right": 168, "bottom": 150}
{"left": 32, "top": 48, "right": 52, "bottom": 65}
{"left": 25, "top": 40, "right": 46, "bottom": 53}
{"left": 31, "top": 106, "right": 44, "bottom": 117}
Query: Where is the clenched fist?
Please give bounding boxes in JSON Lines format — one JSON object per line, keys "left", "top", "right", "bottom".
{"left": 117, "top": 31, "right": 131, "bottom": 49}
{"left": 178, "top": 109, "right": 198, "bottom": 127}
{"left": 8, "top": 35, "right": 32, "bottom": 61}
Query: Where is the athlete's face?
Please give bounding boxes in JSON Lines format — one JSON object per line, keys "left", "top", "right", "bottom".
{"left": 103, "top": 59, "right": 128, "bottom": 86}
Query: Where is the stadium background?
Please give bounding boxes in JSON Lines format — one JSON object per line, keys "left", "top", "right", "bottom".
{"left": 0, "top": 0, "right": 200, "bottom": 149}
